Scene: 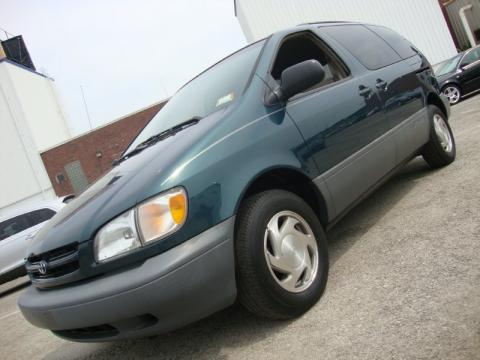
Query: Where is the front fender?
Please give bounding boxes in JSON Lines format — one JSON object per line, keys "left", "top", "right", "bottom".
{"left": 162, "top": 106, "right": 317, "bottom": 237}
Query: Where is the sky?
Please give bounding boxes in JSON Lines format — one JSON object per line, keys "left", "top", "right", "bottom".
{"left": 0, "top": 0, "right": 247, "bottom": 135}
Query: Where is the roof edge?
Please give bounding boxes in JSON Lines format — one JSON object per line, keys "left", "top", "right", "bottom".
{"left": 0, "top": 58, "right": 54, "bottom": 80}
{"left": 40, "top": 99, "right": 169, "bottom": 153}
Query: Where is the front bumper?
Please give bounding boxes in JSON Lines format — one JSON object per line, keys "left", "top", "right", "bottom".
{"left": 18, "top": 217, "right": 236, "bottom": 342}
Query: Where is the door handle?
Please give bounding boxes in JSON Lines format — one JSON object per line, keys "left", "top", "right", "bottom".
{"left": 376, "top": 79, "right": 388, "bottom": 91}
{"left": 358, "top": 85, "right": 373, "bottom": 98}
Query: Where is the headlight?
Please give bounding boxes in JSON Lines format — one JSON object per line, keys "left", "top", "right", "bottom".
{"left": 94, "top": 187, "right": 187, "bottom": 262}
{"left": 94, "top": 209, "right": 140, "bottom": 262}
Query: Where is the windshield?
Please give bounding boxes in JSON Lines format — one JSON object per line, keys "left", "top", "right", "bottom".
{"left": 433, "top": 54, "right": 462, "bottom": 76}
{"left": 126, "top": 40, "right": 266, "bottom": 153}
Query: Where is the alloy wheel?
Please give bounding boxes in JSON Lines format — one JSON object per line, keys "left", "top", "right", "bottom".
{"left": 443, "top": 86, "right": 460, "bottom": 105}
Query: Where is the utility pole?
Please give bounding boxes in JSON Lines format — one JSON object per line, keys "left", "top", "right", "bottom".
{"left": 80, "top": 85, "right": 93, "bottom": 130}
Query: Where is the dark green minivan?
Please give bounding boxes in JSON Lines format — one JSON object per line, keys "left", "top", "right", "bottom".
{"left": 19, "top": 22, "right": 455, "bottom": 341}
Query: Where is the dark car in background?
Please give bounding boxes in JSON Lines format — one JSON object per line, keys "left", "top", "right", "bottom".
{"left": 434, "top": 45, "right": 480, "bottom": 105}
{"left": 18, "top": 22, "right": 455, "bottom": 342}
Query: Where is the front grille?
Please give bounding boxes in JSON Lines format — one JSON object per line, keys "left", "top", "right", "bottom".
{"left": 53, "top": 324, "right": 118, "bottom": 340}
{"left": 26, "top": 243, "right": 80, "bottom": 288}
{"left": 52, "top": 314, "right": 157, "bottom": 340}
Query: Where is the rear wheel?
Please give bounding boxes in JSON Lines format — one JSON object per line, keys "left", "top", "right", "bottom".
{"left": 442, "top": 84, "right": 461, "bottom": 105}
{"left": 422, "top": 106, "right": 456, "bottom": 168}
{"left": 235, "top": 190, "right": 328, "bottom": 319}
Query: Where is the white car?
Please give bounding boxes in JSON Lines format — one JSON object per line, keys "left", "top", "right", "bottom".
{"left": 0, "top": 201, "right": 64, "bottom": 284}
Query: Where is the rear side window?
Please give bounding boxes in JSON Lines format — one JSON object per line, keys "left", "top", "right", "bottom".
{"left": 368, "top": 25, "right": 417, "bottom": 59}
{"left": 0, "top": 208, "right": 56, "bottom": 241}
{"left": 461, "top": 48, "right": 480, "bottom": 67}
{"left": 321, "top": 25, "right": 401, "bottom": 70}
{"left": 28, "top": 208, "right": 56, "bottom": 227}
{"left": 0, "top": 215, "right": 31, "bottom": 240}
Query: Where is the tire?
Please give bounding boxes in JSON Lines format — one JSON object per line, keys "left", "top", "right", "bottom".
{"left": 235, "top": 189, "right": 329, "bottom": 320}
{"left": 442, "top": 84, "right": 461, "bottom": 105}
{"left": 422, "top": 105, "right": 456, "bottom": 169}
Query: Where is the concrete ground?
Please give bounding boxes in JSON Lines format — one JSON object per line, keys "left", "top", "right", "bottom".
{"left": 1, "top": 97, "right": 479, "bottom": 360}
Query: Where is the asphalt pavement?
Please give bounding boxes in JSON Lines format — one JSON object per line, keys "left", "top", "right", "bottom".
{"left": 1, "top": 96, "right": 479, "bottom": 360}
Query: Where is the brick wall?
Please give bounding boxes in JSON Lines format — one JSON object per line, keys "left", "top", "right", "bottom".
{"left": 41, "top": 101, "right": 166, "bottom": 196}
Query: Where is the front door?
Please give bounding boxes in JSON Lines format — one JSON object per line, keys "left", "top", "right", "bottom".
{"left": 0, "top": 214, "right": 31, "bottom": 273}
{"left": 458, "top": 47, "right": 480, "bottom": 95}
{"left": 265, "top": 30, "right": 395, "bottom": 220}
{"left": 287, "top": 75, "right": 393, "bottom": 219}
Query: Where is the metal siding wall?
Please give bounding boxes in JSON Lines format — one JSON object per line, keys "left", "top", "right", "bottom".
{"left": 236, "top": 0, "right": 458, "bottom": 64}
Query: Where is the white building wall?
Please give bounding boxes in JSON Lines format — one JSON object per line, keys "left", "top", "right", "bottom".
{"left": 0, "top": 60, "right": 69, "bottom": 212}
{"left": 236, "top": 0, "right": 458, "bottom": 64}
{"left": 4, "top": 62, "right": 71, "bottom": 152}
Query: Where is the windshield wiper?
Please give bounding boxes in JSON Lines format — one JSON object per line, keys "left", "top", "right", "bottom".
{"left": 113, "top": 116, "right": 202, "bottom": 166}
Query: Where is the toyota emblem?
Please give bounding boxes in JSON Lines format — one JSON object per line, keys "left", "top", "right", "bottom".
{"left": 38, "top": 260, "right": 48, "bottom": 275}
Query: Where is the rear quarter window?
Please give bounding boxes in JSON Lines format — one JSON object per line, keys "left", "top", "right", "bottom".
{"left": 367, "top": 25, "right": 417, "bottom": 59}
{"left": 320, "top": 24, "right": 401, "bottom": 70}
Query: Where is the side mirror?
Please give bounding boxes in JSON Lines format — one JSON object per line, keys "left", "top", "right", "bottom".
{"left": 267, "top": 60, "right": 325, "bottom": 104}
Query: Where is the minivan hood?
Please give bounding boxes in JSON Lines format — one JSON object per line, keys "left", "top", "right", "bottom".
{"left": 28, "top": 109, "right": 228, "bottom": 256}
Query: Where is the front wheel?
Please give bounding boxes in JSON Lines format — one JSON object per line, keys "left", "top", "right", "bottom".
{"left": 422, "top": 106, "right": 456, "bottom": 168}
{"left": 235, "top": 190, "right": 329, "bottom": 320}
{"left": 442, "top": 84, "right": 461, "bottom": 105}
